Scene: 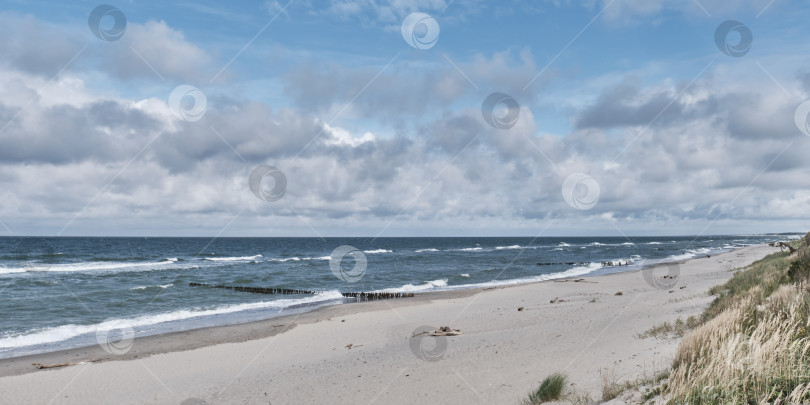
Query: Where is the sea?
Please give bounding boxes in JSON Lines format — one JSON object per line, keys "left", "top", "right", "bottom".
{"left": 0, "top": 234, "right": 800, "bottom": 359}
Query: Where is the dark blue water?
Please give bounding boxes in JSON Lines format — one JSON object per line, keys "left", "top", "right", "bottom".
{"left": 0, "top": 234, "right": 796, "bottom": 358}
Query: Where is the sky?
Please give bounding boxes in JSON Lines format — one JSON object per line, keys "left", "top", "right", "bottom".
{"left": 0, "top": 0, "right": 809, "bottom": 237}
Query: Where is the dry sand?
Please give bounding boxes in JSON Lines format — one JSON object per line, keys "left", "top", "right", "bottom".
{"left": 0, "top": 244, "right": 776, "bottom": 404}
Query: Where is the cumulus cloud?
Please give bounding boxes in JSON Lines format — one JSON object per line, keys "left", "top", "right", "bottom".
{"left": 3, "top": 12, "right": 213, "bottom": 84}
{"left": 104, "top": 20, "right": 213, "bottom": 82}
{"left": 282, "top": 48, "right": 544, "bottom": 124}
{"left": 0, "top": 12, "right": 84, "bottom": 77}
{"left": 1, "top": 6, "right": 808, "bottom": 236}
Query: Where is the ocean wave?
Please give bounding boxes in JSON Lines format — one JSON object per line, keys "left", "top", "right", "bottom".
{"left": 590, "top": 242, "right": 605, "bottom": 246}
{"left": 269, "top": 257, "right": 301, "bottom": 262}
{"left": 455, "top": 247, "right": 483, "bottom": 252}
{"left": 646, "top": 242, "right": 662, "bottom": 245}
{"left": 448, "top": 263, "right": 604, "bottom": 291}
{"left": 89, "top": 256, "right": 150, "bottom": 262}
{"left": 662, "top": 248, "right": 713, "bottom": 263}
{"left": 459, "top": 273, "right": 470, "bottom": 278}
{"left": 375, "top": 279, "right": 448, "bottom": 293}
{"left": 0, "top": 290, "right": 345, "bottom": 349}
{"left": 130, "top": 284, "right": 173, "bottom": 291}
{"left": 268, "top": 256, "right": 331, "bottom": 262}
{"left": 415, "top": 248, "right": 439, "bottom": 253}
{"left": 363, "top": 249, "right": 392, "bottom": 254}
{"left": 557, "top": 242, "right": 570, "bottom": 247}
{"left": 0, "top": 260, "right": 181, "bottom": 275}
{"left": 495, "top": 245, "right": 522, "bottom": 250}
{"left": 204, "top": 255, "right": 262, "bottom": 262}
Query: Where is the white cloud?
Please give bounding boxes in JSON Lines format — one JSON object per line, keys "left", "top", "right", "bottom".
{"left": 0, "top": 7, "right": 808, "bottom": 236}
{"left": 107, "top": 20, "right": 213, "bottom": 82}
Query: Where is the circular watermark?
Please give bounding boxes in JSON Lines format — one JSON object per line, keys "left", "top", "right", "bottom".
{"left": 481, "top": 93, "right": 520, "bottom": 130}
{"left": 249, "top": 165, "right": 287, "bottom": 202}
{"left": 561, "top": 173, "right": 600, "bottom": 210}
{"left": 794, "top": 100, "right": 810, "bottom": 136}
{"left": 401, "top": 12, "right": 440, "bottom": 50}
{"left": 329, "top": 245, "right": 367, "bottom": 283}
{"left": 168, "top": 85, "right": 207, "bottom": 122}
{"left": 409, "top": 325, "right": 447, "bottom": 362}
{"left": 642, "top": 262, "right": 680, "bottom": 290}
{"left": 88, "top": 4, "right": 127, "bottom": 42}
{"left": 96, "top": 320, "right": 134, "bottom": 355}
{"left": 12, "top": 237, "right": 55, "bottom": 272}
{"left": 714, "top": 20, "right": 752, "bottom": 57}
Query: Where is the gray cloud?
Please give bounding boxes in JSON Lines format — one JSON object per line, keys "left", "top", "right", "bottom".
{"left": 0, "top": 13, "right": 84, "bottom": 77}
{"left": 574, "top": 77, "right": 718, "bottom": 130}
{"left": 104, "top": 20, "right": 214, "bottom": 82}
{"left": 0, "top": 10, "right": 808, "bottom": 236}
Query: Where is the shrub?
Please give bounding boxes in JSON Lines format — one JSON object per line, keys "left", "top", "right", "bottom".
{"left": 524, "top": 372, "right": 568, "bottom": 404}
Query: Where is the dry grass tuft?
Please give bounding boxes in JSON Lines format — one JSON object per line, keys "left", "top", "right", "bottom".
{"left": 637, "top": 316, "right": 700, "bottom": 339}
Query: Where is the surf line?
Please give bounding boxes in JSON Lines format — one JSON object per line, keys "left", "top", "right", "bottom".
{"left": 536, "top": 262, "right": 590, "bottom": 266}
{"left": 188, "top": 282, "right": 415, "bottom": 301}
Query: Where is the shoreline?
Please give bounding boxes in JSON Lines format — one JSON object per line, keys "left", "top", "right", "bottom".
{"left": 0, "top": 244, "right": 777, "bottom": 403}
{"left": 0, "top": 245, "right": 736, "bottom": 369}
{"left": 0, "top": 247, "right": 731, "bottom": 377}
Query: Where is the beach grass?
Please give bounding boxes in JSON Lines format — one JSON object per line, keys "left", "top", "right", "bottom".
{"left": 600, "top": 367, "right": 670, "bottom": 402}
{"left": 661, "top": 232, "right": 810, "bottom": 404}
{"left": 636, "top": 315, "right": 700, "bottom": 339}
{"left": 523, "top": 372, "right": 568, "bottom": 404}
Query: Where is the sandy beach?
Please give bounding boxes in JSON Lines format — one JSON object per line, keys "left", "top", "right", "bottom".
{"left": 0, "top": 244, "right": 776, "bottom": 404}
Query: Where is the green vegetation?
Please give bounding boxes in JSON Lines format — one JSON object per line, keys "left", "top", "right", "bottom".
{"left": 637, "top": 316, "right": 701, "bottom": 339}
{"left": 702, "top": 251, "right": 793, "bottom": 321}
{"left": 523, "top": 372, "right": 568, "bottom": 404}
{"left": 659, "top": 232, "right": 810, "bottom": 404}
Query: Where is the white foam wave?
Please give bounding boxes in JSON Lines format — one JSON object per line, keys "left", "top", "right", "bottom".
{"left": 130, "top": 284, "right": 173, "bottom": 291}
{"left": 415, "top": 248, "right": 439, "bottom": 253}
{"left": 266, "top": 255, "right": 333, "bottom": 263}
{"left": 375, "top": 279, "right": 448, "bottom": 293}
{"left": 495, "top": 245, "right": 522, "bottom": 250}
{"left": 363, "top": 249, "right": 392, "bottom": 254}
{"left": 646, "top": 242, "right": 662, "bottom": 245}
{"left": 0, "top": 290, "right": 345, "bottom": 349}
{"left": 590, "top": 242, "right": 605, "bottom": 246}
{"left": 448, "top": 263, "right": 605, "bottom": 291}
{"left": 557, "top": 242, "right": 570, "bottom": 247}
{"left": 456, "top": 247, "right": 483, "bottom": 252}
{"left": 459, "top": 273, "right": 470, "bottom": 278}
{"left": 269, "top": 257, "right": 301, "bottom": 262}
{"left": 164, "top": 258, "right": 178, "bottom": 262}
{"left": 0, "top": 260, "right": 180, "bottom": 275}
{"left": 204, "top": 255, "right": 262, "bottom": 262}
{"left": 663, "top": 248, "right": 712, "bottom": 262}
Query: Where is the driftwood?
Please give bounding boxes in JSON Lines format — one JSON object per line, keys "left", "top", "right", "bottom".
{"left": 775, "top": 242, "right": 797, "bottom": 254}
{"left": 33, "top": 363, "right": 72, "bottom": 369}
{"left": 188, "top": 282, "right": 414, "bottom": 301}
{"left": 412, "top": 326, "right": 462, "bottom": 337}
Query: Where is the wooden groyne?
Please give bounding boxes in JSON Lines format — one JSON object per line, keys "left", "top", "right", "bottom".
{"left": 188, "top": 282, "right": 415, "bottom": 301}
